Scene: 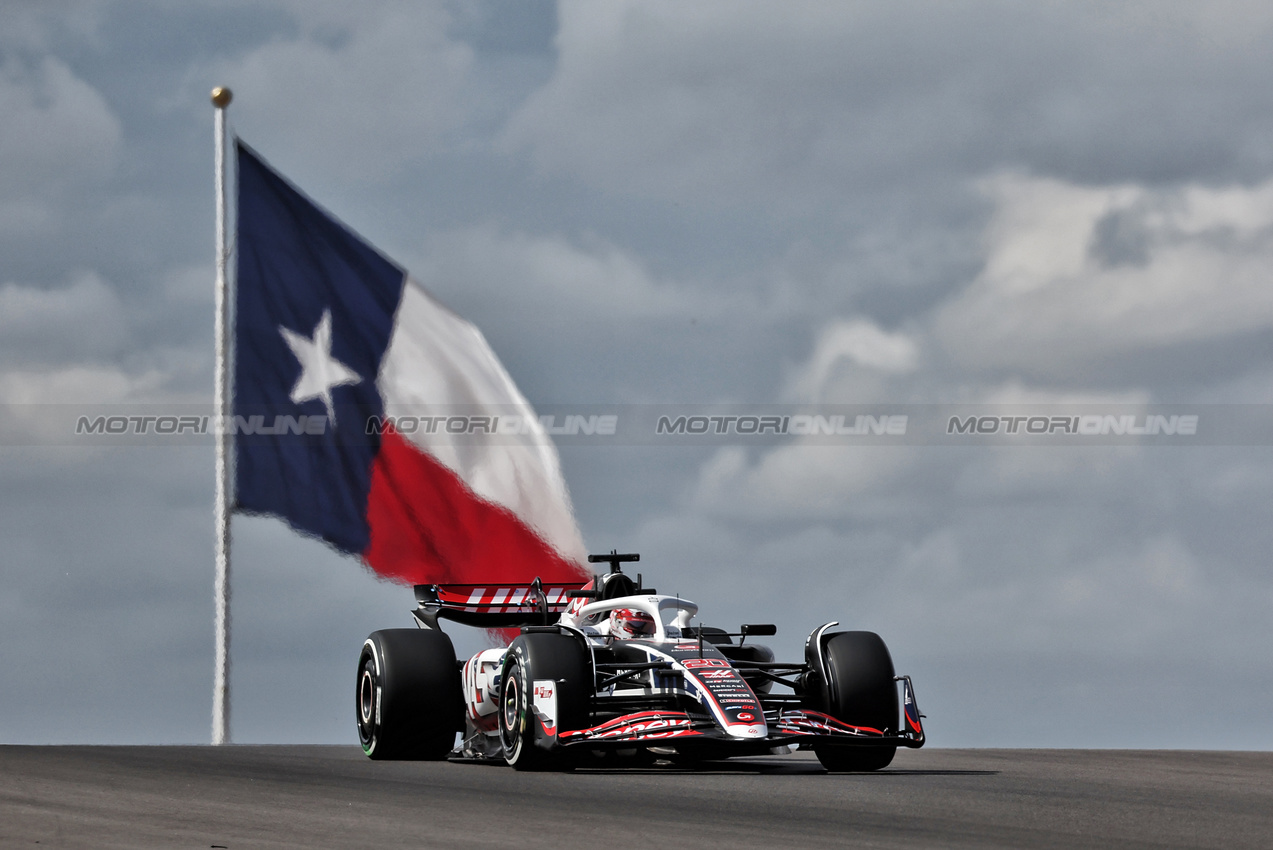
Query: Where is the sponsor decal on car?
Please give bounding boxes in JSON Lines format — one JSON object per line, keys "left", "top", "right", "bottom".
{"left": 671, "top": 660, "right": 769, "bottom": 738}
{"left": 531, "top": 679, "right": 558, "bottom": 736}
{"left": 559, "top": 711, "right": 701, "bottom": 742}
{"left": 724, "top": 723, "right": 767, "bottom": 739}
{"left": 435, "top": 585, "right": 587, "bottom": 614}
{"left": 699, "top": 669, "right": 739, "bottom": 680}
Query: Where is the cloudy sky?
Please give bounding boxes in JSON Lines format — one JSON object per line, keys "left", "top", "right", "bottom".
{"left": 3, "top": 0, "right": 1273, "bottom": 748}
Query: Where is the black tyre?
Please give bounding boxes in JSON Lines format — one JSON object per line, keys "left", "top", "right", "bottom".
{"left": 357, "top": 628, "right": 462, "bottom": 760}
{"left": 498, "top": 632, "right": 591, "bottom": 771}
{"left": 808, "top": 630, "right": 898, "bottom": 771}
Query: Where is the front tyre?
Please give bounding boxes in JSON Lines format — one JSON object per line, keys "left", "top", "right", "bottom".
{"left": 809, "top": 630, "right": 898, "bottom": 772}
{"left": 357, "top": 629, "right": 462, "bottom": 760}
{"left": 498, "top": 632, "right": 590, "bottom": 771}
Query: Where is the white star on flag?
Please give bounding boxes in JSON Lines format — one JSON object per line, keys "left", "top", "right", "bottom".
{"left": 279, "top": 309, "right": 361, "bottom": 425}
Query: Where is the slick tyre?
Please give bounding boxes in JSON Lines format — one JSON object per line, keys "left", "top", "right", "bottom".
{"left": 357, "top": 629, "right": 462, "bottom": 760}
{"left": 811, "top": 631, "right": 898, "bottom": 772}
{"left": 498, "top": 632, "right": 590, "bottom": 771}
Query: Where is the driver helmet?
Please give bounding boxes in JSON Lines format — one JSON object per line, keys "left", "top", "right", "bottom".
{"left": 609, "top": 607, "right": 656, "bottom": 640}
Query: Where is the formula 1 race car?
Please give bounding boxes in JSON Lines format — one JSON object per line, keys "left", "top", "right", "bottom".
{"left": 356, "top": 552, "right": 925, "bottom": 771}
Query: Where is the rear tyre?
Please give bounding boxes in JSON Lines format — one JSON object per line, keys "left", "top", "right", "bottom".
{"left": 357, "top": 629, "right": 462, "bottom": 760}
{"left": 809, "top": 631, "right": 898, "bottom": 772}
{"left": 499, "top": 632, "right": 590, "bottom": 771}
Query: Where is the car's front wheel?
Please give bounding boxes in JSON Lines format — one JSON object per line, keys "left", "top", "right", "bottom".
{"left": 498, "top": 632, "right": 590, "bottom": 771}
{"left": 807, "top": 630, "right": 898, "bottom": 772}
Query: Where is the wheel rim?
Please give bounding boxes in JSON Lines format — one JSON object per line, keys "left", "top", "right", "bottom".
{"left": 500, "top": 663, "right": 525, "bottom": 757}
{"left": 503, "top": 677, "right": 521, "bottom": 731}
{"left": 357, "top": 656, "right": 378, "bottom": 749}
{"left": 359, "top": 669, "right": 375, "bottom": 724}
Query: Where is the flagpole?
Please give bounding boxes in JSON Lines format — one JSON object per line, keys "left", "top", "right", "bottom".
{"left": 211, "top": 86, "right": 233, "bottom": 746}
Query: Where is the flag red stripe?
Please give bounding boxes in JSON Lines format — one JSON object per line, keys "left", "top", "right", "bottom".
{"left": 363, "top": 428, "right": 589, "bottom": 586}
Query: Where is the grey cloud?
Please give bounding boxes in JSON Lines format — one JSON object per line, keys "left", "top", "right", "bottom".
{"left": 505, "top": 2, "right": 1273, "bottom": 210}
{"left": 0, "top": 51, "right": 121, "bottom": 243}
{"left": 3, "top": 1, "right": 1273, "bottom": 751}
{"left": 412, "top": 226, "right": 732, "bottom": 323}
{"left": 0, "top": 55, "right": 120, "bottom": 192}
{"left": 1090, "top": 207, "right": 1153, "bottom": 268}
{"left": 0, "top": 273, "right": 129, "bottom": 367}
{"left": 195, "top": 1, "right": 477, "bottom": 184}
{"left": 628, "top": 443, "right": 1273, "bottom": 748}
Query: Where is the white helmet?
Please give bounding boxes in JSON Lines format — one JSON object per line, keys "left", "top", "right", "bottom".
{"left": 609, "top": 607, "right": 656, "bottom": 640}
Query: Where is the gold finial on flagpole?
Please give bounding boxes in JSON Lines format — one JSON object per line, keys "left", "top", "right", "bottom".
{"left": 211, "top": 87, "right": 233, "bottom": 109}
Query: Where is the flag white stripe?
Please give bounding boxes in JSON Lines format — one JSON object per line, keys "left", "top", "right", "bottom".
{"left": 376, "top": 279, "right": 587, "bottom": 564}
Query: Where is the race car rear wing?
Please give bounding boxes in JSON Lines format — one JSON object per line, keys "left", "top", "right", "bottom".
{"left": 411, "top": 578, "right": 590, "bottom": 629}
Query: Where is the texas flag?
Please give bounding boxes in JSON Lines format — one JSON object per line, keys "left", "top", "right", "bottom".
{"left": 233, "top": 141, "right": 589, "bottom": 587}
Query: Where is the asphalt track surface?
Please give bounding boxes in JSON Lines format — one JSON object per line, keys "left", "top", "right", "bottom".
{"left": 1, "top": 746, "right": 1270, "bottom": 849}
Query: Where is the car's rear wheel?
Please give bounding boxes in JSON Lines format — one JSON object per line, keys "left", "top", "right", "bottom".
{"left": 357, "top": 628, "right": 462, "bottom": 760}
{"left": 808, "top": 630, "right": 898, "bottom": 772}
{"left": 499, "top": 632, "right": 590, "bottom": 771}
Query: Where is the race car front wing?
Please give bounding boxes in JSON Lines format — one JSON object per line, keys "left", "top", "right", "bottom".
{"left": 552, "top": 675, "right": 925, "bottom": 750}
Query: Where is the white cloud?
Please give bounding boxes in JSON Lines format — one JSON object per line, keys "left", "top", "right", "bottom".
{"left": 935, "top": 173, "right": 1273, "bottom": 376}
{"left": 0, "top": 272, "right": 197, "bottom": 449}
{"left": 0, "top": 366, "right": 167, "bottom": 406}
{"left": 0, "top": 364, "right": 173, "bottom": 450}
{"left": 788, "top": 318, "right": 920, "bottom": 402}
